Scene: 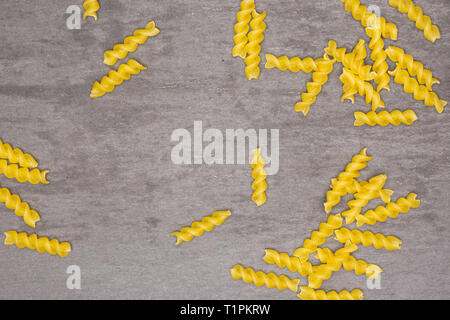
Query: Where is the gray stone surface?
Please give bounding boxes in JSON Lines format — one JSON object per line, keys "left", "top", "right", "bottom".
{"left": 0, "top": 0, "right": 449, "bottom": 300}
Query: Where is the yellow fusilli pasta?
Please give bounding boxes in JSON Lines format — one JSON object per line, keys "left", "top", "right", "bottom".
{"left": 388, "top": 0, "right": 440, "bottom": 43}
{"left": 389, "top": 65, "right": 447, "bottom": 114}
{"left": 354, "top": 110, "right": 418, "bottom": 127}
{"left": 251, "top": 148, "right": 267, "bottom": 206}
{"left": 82, "top": 0, "right": 100, "bottom": 20}
{"left": 0, "top": 138, "right": 38, "bottom": 168}
{"left": 265, "top": 54, "right": 318, "bottom": 73}
{"left": 342, "top": 174, "right": 393, "bottom": 224}
{"left": 4, "top": 231, "right": 71, "bottom": 258}
{"left": 104, "top": 21, "right": 160, "bottom": 66}
{"left": 356, "top": 193, "right": 420, "bottom": 227}
{"left": 90, "top": 59, "right": 147, "bottom": 98}
{"left": 298, "top": 286, "right": 364, "bottom": 300}
{"left": 230, "top": 264, "right": 300, "bottom": 292}
{"left": 0, "top": 183, "right": 40, "bottom": 228}
{"left": 292, "top": 214, "right": 343, "bottom": 261}
{"left": 172, "top": 210, "right": 231, "bottom": 245}
{"left": 340, "top": 68, "right": 385, "bottom": 111}
{"left": 325, "top": 148, "right": 372, "bottom": 213}
{"left": 335, "top": 228, "right": 402, "bottom": 250}
{"left": 325, "top": 40, "right": 375, "bottom": 81}
{"left": 232, "top": 0, "right": 255, "bottom": 58}
{"left": 294, "top": 54, "right": 335, "bottom": 116}
{"left": 0, "top": 160, "right": 49, "bottom": 185}
{"left": 386, "top": 46, "right": 439, "bottom": 90}
{"left": 263, "top": 249, "right": 314, "bottom": 276}
{"left": 340, "top": 0, "right": 398, "bottom": 40}
{"left": 244, "top": 10, "right": 266, "bottom": 80}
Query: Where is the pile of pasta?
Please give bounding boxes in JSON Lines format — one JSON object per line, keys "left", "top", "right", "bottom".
{"left": 234, "top": 0, "right": 446, "bottom": 126}
{"left": 90, "top": 20, "right": 160, "bottom": 98}
{"left": 230, "top": 148, "right": 421, "bottom": 300}
{"left": 0, "top": 138, "right": 71, "bottom": 258}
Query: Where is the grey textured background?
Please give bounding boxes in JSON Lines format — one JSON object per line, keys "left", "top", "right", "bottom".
{"left": 0, "top": 0, "right": 449, "bottom": 300}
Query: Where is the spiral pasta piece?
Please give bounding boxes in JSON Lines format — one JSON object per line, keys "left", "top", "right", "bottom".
{"left": 4, "top": 231, "right": 71, "bottom": 258}
{"left": 340, "top": 0, "right": 398, "bottom": 40}
{"left": 354, "top": 110, "right": 418, "bottom": 127}
{"left": 389, "top": 65, "right": 447, "bottom": 114}
{"left": 325, "top": 40, "right": 375, "bottom": 81}
{"left": 244, "top": 10, "right": 266, "bottom": 80}
{"left": 293, "top": 214, "right": 343, "bottom": 261}
{"left": 298, "top": 286, "right": 364, "bottom": 300}
{"left": 82, "top": 0, "right": 100, "bottom": 20}
{"left": 263, "top": 249, "right": 314, "bottom": 276}
{"left": 342, "top": 175, "right": 393, "bottom": 224}
{"left": 356, "top": 193, "right": 420, "bottom": 227}
{"left": 294, "top": 55, "right": 335, "bottom": 116}
{"left": 264, "top": 54, "right": 318, "bottom": 73}
{"left": 386, "top": 46, "right": 439, "bottom": 90}
{"left": 340, "top": 68, "right": 385, "bottom": 111}
{"left": 324, "top": 148, "right": 372, "bottom": 213}
{"left": 0, "top": 184, "right": 40, "bottom": 228}
{"left": 232, "top": 0, "right": 255, "bottom": 58}
{"left": 104, "top": 21, "right": 160, "bottom": 66}
{"left": 0, "top": 139, "right": 38, "bottom": 168}
{"left": 316, "top": 246, "right": 383, "bottom": 279}
{"left": 366, "top": 22, "right": 391, "bottom": 92}
{"left": 388, "top": 0, "right": 440, "bottom": 43}
{"left": 90, "top": 59, "right": 147, "bottom": 98}
{"left": 230, "top": 264, "right": 300, "bottom": 292}
{"left": 0, "top": 160, "right": 49, "bottom": 185}
{"left": 172, "top": 210, "right": 231, "bottom": 245}
{"left": 335, "top": 228, "right": 402, "bottom": 250}
{"left": 251, "top": 148, "right": 267, "bottom": 206}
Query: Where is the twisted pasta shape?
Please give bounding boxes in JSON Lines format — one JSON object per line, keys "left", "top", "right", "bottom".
{"left": 316, "top": 246, "right": 383, "bottom": 279}
{"left": 298, "top": 286, "right": 364, "bottom": 300}
{"left": 342, "top": 174, "right": 393, "bottom": 224}
{"left": 244, "top": 10, "right": 266, "bottom": 80}
{"left": 263, "top": 249, "right": 314, "bottom": 276}
{"left": 366, "top": 22, "right": 391, "bottom": 92}
{"left": 335, "top": 228, "right": 402, "bottom": 250}
{"left": 230, "top": 264, "right": 300, "bottom": 292}
{"left": 264, "top": 54, "right": 318, "bottom": 73}
{"left": 0, "top": 139, "right": 38, "bottom": 168}
{"left": 104, "top": 21, "right": 160, "bottom": 66}
{"left": 340, "top": 68, "right": 385, "bottom": 111}
{"left": 389, "top": 65, "right": 447, "bottom": 114}
{"left": 388, "top": 0, "right": 440, "bottom": 43}
{"left": 325, "top": 40, "right": 375, "bottom": 80}
{"left": 340, "top": 0, "right": 398, "bottom": 40}
{"left": 386, "top": 46, "right": 439, "bottom": 90}
{"left": 232, "top": 0, "right": 255, "bottom": 58}
{"left": 354, "top": 110, "right": 418, "bottom": 127}
{"left": 172, "top": 210, "right": 231, "bottom": 245}
{"left": 293, "top": 214, "right": 343, "bottom": 261}
{"left": 352, "top": 39, "right": 367, "bottom": 62}
{"left": 294, "top": 54, "right": 335, "bottom": 116}
{"left": 0, "top": 184, "right": 40, "bottom": 228}
{"left": 0, "top": 160, "right": 49, "bottom": 184}
{"left": 90, "top": 59, "right": 147, "bottom": 98}
{"left": 324, "top": 148, "right": 372, "bottom": 213}
{"left": 356, "top": 193, "right": 420, "bottom": 227}
{"left": 251, "top": 148, "right": 267, "bottom": 207}
{"left": 82, "top": 0, "right": 100, "bottom": 20}
{"left": 4, "top": 231, "right": 71, "bottom": 258}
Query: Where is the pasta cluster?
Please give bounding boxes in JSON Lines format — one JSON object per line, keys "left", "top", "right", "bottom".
{"left": 231, "top": 149, "right": 420, "bottom": 300}
{"left": 232, "top": 0, "right": 266, "bottom": 80}
{"left": 1, "top": 139, "right": 71, "bottom": 258}
{"left": 91, "top": 21, "right": 160, "bottom": 98}
{"left": 261, "top": 1, "right": 445, "bottom": 126}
